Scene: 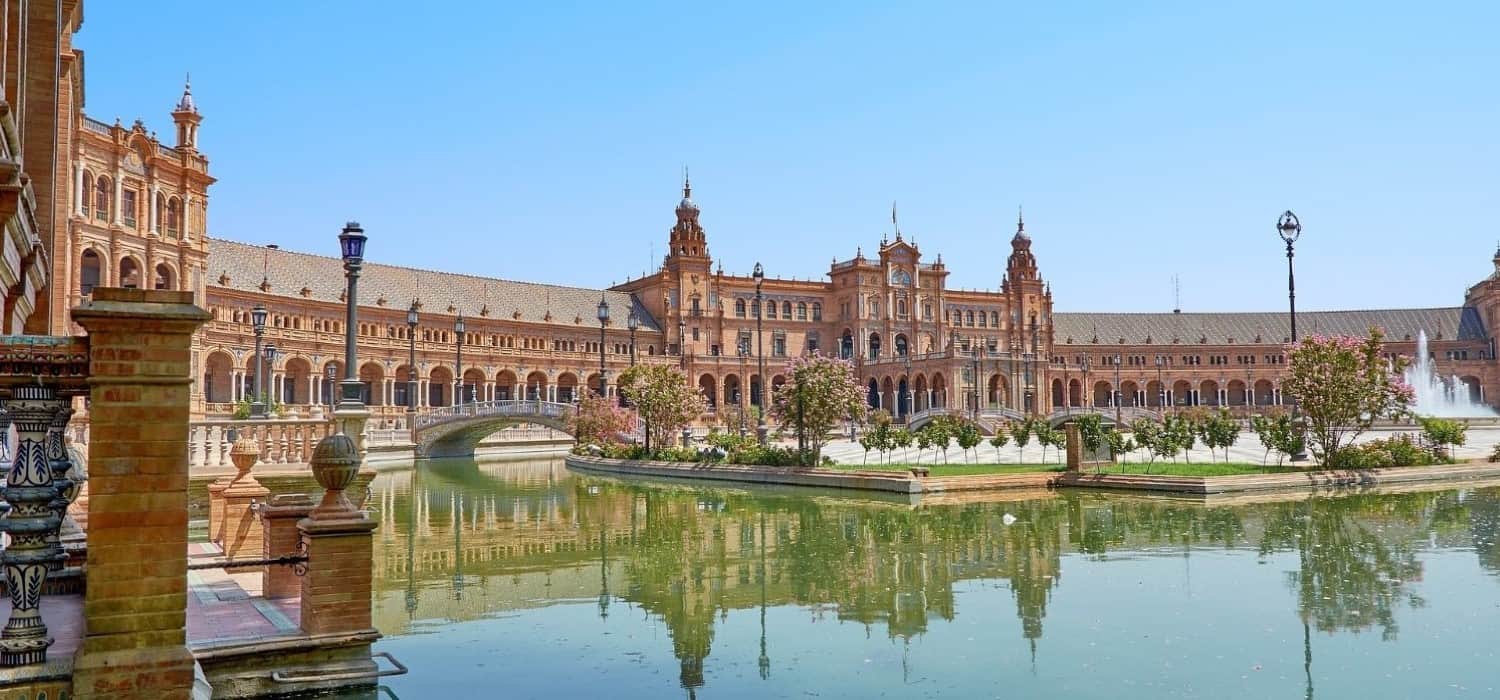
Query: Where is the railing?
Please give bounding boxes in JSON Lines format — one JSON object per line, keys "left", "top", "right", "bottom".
{"left": 189, "top": 419, "right": 334, "bottom": 468}
{"left": 414, "top": 399, "right": 576, "bottom": 430}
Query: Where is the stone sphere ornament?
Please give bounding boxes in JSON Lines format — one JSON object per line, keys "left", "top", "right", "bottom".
{"left": 309, "top": 433, "right": 362, "bottom": 518}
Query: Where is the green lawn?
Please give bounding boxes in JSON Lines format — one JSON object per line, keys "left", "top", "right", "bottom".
{"left": 1087, "top": 461, "right": 1302, "bottom": 477}
{"left": 831, "top": 462, "right": 1065, "bottom": 477}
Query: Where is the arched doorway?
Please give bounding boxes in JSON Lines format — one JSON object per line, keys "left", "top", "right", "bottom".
{"left": 881, "top": 377, "right": 895, "bottom": 414}
{"left": 932, "top": 374, "right": 947, "bottom": 409}
{"left": 1253, "top": 379, "right": 1274, "bottom": 406}
{"left": 393, "top": 364, "right": 416, "bottom": 407}
{"left": 723, "top": 374, "right": 741, "bottom": 406}
{"left": 284, "top": 357, "right": 313, "bottom": 405}
{"left": 359, "top": 362, "right": 385, "bottom": 406}
{"left": 1146, "top": 380, "right": 1164, "bottom": 408}
{"left": 153, "top": 263, "right": 176, "bottom": 291}
{"left": 1068, "top": 379, "right": 1082, "bottom": 407}
{"left": 867, "top": 379, "right": 880, "bottom": 410}
{"left": 1093, "top": 381, "right": 1113, "bottom": 408}
{"left": 988, "top": 374, "right": 1009, "bottom": 408}
{"left": 1051, "top": 378, "right": 1064, "bottom": 410}
{"left": 1120, "top": 380, "right": 1141, "bottom": 407}
{"left": 897, "top": 376, "right": 910, "bottom": 418}
{"left": 1200, "top": 380, "right": 1220, "bottom": 407}
{"left": 840, "top": 330, "right": 854, "bottom": 360}
{"left": 463, "top": 368, "right": 487, "bottom": 403}
{"left": 894, "top": 334, "right": 909, "bottom": 357}
{"left": 429, "top": 367, "right": 453, "bottom": 407}
{"left": 525, "top": 371, "right": 548, "bottom": 400}
{"left": 868, "top": 332, "right": 882, "bottom": 359}
{"left": 118, "top": 257, "right": 142, "bottom": 289}
{"left": 80, "top": 249, "right": 102, "bottom": 295}
{"left": 1227, "top": 379, "right": 1248, "bottom": 407}
{"left": 557, "top": 372, "right": 579, "bottom": 402}
{"left": 496, "top": 370, "right": 517, "bottom": 401}
{"left": 203, "top": 351, "right": 234, "bottom": 404}
{"left": 1172, "top": 379, "right": 1193, "bottom": 407}
{"left": 914, "top": 374, "right": 929, "bottom": 412}
{"left": 699, "top": 374, "right": 718, "bottom": 409}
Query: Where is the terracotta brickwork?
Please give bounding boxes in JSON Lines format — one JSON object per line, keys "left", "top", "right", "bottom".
{"left": 69, "top": 288, "right": 210, "bottom": 700}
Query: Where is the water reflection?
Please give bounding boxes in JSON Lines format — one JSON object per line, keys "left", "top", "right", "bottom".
{"left": 367, "top": 457, "right": 1500, "bottom": 697}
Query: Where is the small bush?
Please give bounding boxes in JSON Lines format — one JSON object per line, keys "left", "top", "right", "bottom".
{"left": 1346, "top": 434, "right": 1435, "bottom": 468}
{"left": 1490, "top": 443, "right": 1500, "bottom": 463}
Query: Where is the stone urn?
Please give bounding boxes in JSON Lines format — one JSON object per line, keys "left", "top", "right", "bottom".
{"left": 228, "top": 434, "right": 260, "bottom": 484}
{"left": 309, "top": 433, "right": 362, "bottom": 519}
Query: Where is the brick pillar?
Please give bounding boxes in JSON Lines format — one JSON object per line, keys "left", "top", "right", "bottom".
{"left": 299, "top": 434, "right": 378, "bottom": 637}
{"left": 220, "top": 435, "right": 270, "bottom": 560}
{"left": 261, "top": 494, "right": 314, "bottom": 600}
{"left": 70, "top": 288, "right": 210, "bottom": 700}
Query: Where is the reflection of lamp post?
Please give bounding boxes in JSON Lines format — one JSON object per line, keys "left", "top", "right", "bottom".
{"left": 250, "top": 303, "right": 267, "bottom": 418}
{"left": 753, "top": 262, "right": 767, "bottom": 445}
{"left": 407, "top": 301, "right": 419, "bottom": 412}
{"left": 337, "top": 222, "right": 367, "bottom": 409}
{"left": 758, "top": 512, "right": 770, "bottom": 680}
{"left": 1277, "top": 210, "right": 1309, "bottom": 461}
{"left": 454, "top": 312, "right": 466, "bottom": 406}
{"left": 597, "top": 296, "right": 610, "bottom": 399}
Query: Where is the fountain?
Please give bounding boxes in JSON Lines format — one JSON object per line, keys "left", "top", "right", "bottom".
{"left": 1403, "top": 331, "right": 1495, "bottom": 417}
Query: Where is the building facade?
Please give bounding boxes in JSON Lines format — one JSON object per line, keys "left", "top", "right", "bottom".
{"left": 56, "top": 64, "right": 1500, "bottom": 425}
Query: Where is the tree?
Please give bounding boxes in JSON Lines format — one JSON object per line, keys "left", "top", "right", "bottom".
{"left": 1075, "top": 414, "right": 1106, "bottom": 460}
{"left": 1197, "top": 409, "right": 1240, "bottom": 463}
{"left": 1282, "top": 328, "right": 1414, "bottom": 467}
{"left": 1162, "top": 414, "right": 1197, "bottom": 463}
{"left": 891, "top": 428, "right": 914, "bottom": 464}
{"left": 568, "top": 391, "right": 638, "bottom": 447}
{"left": 1010, "top": 420, "right": 1033, "bottom": 463}
{"left": 1250, "top": 411, "right": 1304, "bottom": 466}
{"left": 989, "top": 432, "right": 1010, "bottom": 462}
{"left": 1131, "top": 418, "right": 1164, "bottom": 466}
{"left": 927, "top": 421, "right": 953, "bottom": 464}
{"left": 915, "top": 430, "right": 933, "bottom": 465}
{"left": 955, "top": 421, "right": 983, "bottom": 463}
{"left": 1034, "top": 423, "right": 1064, "bottom": 464}
{"left": 618, "top": 364, "right": 706, "bottom": 454}
{"left": 1418, "top": 416, "right": 1467, "bottom": 461}
{"left": 770, "top": 353, "right": 868, "bottom": 465}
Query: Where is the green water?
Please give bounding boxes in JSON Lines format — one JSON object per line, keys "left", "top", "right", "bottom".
{"left": 352, "top": 456, "right": 1500, "bottom": 699}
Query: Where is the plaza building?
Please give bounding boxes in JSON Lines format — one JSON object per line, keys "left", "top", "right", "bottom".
{"left": 53, "top": 91, "right": 1500, "bottom": 425}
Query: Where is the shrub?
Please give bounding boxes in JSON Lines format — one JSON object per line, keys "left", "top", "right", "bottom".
{"left": 1489, "top": 443, "right": 1500, "bottom": 463}
{"left": 1282, "top": 328, "right": 1414, "bottom": 467}
{"left": 1249, "top": 411, "right": 1305, "bottom": 466}
{"left": 728, "top": 445, "right": 815, "bottom": 467}
{"left": 1417, "top": 416, "right": 1467, "bottom": 460}
{"left": 1347, "top": 434, "right": 1434, "bottom": 468}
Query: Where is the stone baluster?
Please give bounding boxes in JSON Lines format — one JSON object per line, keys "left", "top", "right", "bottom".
{"left": 217, "top": 425, "right": 232, "bottom": 470}
{"left": 45, "top": 403, "right": 76, "bottom": 573}
{"left": 278, "top": 425, "right": 292, "bottom": 464}
{"left": 0, "top": 386, "right": 65, "bottom": 666}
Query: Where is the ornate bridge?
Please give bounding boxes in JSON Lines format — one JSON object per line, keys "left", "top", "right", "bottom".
{"left": 1043, "top": 406, "right": 1162, "bottom": 427}
{"left": 413, "top": 400, "right": 577, "bottom": 458}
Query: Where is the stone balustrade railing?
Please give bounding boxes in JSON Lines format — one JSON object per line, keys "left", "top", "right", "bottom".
{"left": 189, "top": 419, "right": 334, "bottom": 469}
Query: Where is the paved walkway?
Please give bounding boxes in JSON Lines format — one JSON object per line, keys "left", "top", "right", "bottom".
{"left": 186, "top": 542, "right": 300, "bottom": 646}
{"left": 821, "top": 425, "right": 1500, "bottom": 466}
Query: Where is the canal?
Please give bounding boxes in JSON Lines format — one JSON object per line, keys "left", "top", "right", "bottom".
{"left": 335, "top": 456, "right": 1500, "bottom": 698}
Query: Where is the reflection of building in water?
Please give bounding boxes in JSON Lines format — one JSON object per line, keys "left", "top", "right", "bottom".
{"left": 369, "top": 460, "right": 1492, "bottom": 692}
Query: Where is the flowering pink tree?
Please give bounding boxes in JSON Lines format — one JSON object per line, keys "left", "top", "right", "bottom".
{"left": 567, "top": 391, "right": 638, "bottom": 447}
{"left": 769, "top": 352, "right": 867, "bottom": 465}
{"left": 618, "top": 364, "right": 706, "bottom": 453}
{"left": 1281, "top": 327, "right": 1413, "bottom": 467}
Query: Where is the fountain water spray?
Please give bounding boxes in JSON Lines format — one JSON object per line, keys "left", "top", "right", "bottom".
{"left": 1403, "top": 330, "right": 1494, "bottom": 417}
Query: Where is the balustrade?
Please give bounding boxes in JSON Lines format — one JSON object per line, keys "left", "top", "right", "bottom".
{"left": 189, "top": 419, "right": 335, "bottom": 468}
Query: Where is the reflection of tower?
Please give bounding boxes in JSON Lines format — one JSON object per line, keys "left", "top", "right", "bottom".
{"left": 1303, "top": 620, "right": 1314, "bottom": 700}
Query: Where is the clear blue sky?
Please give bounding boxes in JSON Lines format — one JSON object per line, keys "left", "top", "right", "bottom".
{"left": 80, "top": 1, "right": 1497, "bottom": 313}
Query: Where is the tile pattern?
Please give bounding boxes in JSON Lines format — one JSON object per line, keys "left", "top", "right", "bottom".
{"left": 1053, "top": 307, "right": 1484, "bottom": 346}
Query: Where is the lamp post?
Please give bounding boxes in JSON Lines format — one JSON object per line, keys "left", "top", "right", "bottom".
{"left": 597, "top": 296, "right": 610, "bottom": 400}
{"left": 1154, "top": 354, "right": 1166, "bottom": 413}
{"left": 453, "top": 312, "right": 466, "bottom": 406}
{"left": 264, "top": 344, "right": 278, "bottom": 413}
{"left": 627, "top": 310, "right": 639, "bottom": 366}
{"left": 753, "top": 263, "right": 767, "bottom": 444}
{"left": 1081, "top": 354, "right": 1091, "bottom": 413}
{"left": 407, "top": 301, "right": 419, "bottom": 412}
{"left": 326, "top": 365, "right": 337, "bottom": 409}
{"left": 1114, "top": 353, "right": 1123, "bottom": 424}
{"left": 250, "top": 303, "right": 268, "bottom": 418}
{"left": 972, "top": 343, "right": 984, "bottom": 420}
{"left": 1277, "top": 210, "right": 1309, "bottom": 461}
{"left": 737, "top": 338, "right": 749, "bottom": 438}
{"left": 337, "top": 222, "right": 367, "bottom": 410}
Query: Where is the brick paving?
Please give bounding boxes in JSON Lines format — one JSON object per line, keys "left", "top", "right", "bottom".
{"left": 186, "top": 542, "right": 300, "bottom": 646}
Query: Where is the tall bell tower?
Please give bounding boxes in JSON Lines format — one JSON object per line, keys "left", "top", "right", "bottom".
{"left": 662, "top": 172, "right": 712, "bottom": 355}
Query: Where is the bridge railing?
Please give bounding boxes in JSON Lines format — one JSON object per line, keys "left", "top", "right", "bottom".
{"left": 414, "top": 400, "right": 577, "bottom": 430}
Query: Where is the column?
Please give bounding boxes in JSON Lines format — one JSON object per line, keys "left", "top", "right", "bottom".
{"left": 484, "top": 381, "right": 495, "bottom": 402}
{"left": 71, "top": 288, "right": 210, "bottom": 698}
{"left": 112, "top": 166, "right": 123, "bottom": 225}
{"left": 308, "top": 375, "right": 317, "bottom": 407}
{"left": 148, "top": 185, "right": 159, "bottom": 233}
{"left": 74, "top": 165, "right": 85, "bottom": 216}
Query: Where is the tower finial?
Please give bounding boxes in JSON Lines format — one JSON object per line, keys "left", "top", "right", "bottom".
{"left": 892, "top": 201, "right": 900, "bottom": 239}
{"left": 683, "top": 166, "right": 691, "bottom": 199}
{"left": 1017, "top": 205, "right": 1024, "bottom": 232}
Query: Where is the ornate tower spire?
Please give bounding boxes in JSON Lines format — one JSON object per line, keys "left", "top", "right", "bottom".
{"left": 171, "top": 73, "right": 203, "bottom": 150}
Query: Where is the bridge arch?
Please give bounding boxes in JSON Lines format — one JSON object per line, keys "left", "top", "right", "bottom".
{"left": 414, "top": 400, "right": 578, "bottom": 458}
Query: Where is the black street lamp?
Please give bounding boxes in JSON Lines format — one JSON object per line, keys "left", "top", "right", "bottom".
{"left": 597, "top": 296, "right": 610, "bottom": 399}
{"left": 264, "top": 344, "right": 278, "bottom": 413}
{"left": 1114, "top": 353, "right": 1123, "bottom": 424}
{"left": 250, "top": 303, "right": 268, "bottom": 418}
{"left": 753, "top": 262, "right": 767, "bottom": 444}
{"left": 337, "top": 222, "right": 367, "bottom": 410}
{"left": 627, "top": 309, "right": 639, "bottom": 366}
{"left": 737, "top": 338, "right": 749, "bottom": 438}
{"left": 972, "top": 343, "right": 984, "bottom": 420}
{"left": 1154, "top": 354, "right": 1166, "bottom": 413}
{"left": 325, "top": 365, "right": 337, "bottom": 409}
{"left": 1277, "top": 210, "right": 1309, "bottom": 461}
{"left": 407, "top": 301, "right": 419, "bottom": 411}
{"left": 454, "top": 312, "right": 466, "bottom": 406}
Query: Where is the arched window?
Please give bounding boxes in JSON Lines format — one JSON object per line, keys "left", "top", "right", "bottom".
{"left": 119, "top": 257, "right": 141, "bottom": 289}
{"left": 153, "top": 263, "right": 175, "bottom": 291}
{"left": 991, "top": 311, "right": 999, "bottom": 327}
{"left": 765, "top": 301, "right": 776, "bottom": 319}
{"left": 797, "top": 302, "right": 807, "bottom": 320}
{"left": 166, "top": 197, "right": 181, "bottom": 237}
{"left": 781, "top": 301, "right": 791, "bottom": 318}
{"left": 896, "top": 298, "right": 907, "bottom": 318}
{"left": 811, "top": 303, "right": 821, "bottom": 321}
{"left": 94, "top": 176, "right": 111, "bottom": 220}
{"left": 978, "top": 310, "right": 987, "bottom": 327}
{"left": 155, "top": 192, "right": 165, "bottom": 231}
{"left": 735, "top": 299, "right": 746, "bottom": 317}
{"left": 81, "top": 172, "right": 93, "bottom": 216}
{"left": 966, "top": 311, "right": 975, "bottom": 326}
{"left": 80, "top": 249, "right": 101, "bottom": 295}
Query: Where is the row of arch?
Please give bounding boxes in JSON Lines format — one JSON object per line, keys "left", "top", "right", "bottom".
{"left": 732, "top": 299, "right": 822, "bottom": 321}
{"left": 79, "top": 248, "right": 177, "bottom": 295}
{"left": 202, "top": 351, "right": 613, "bottom": 409}
{"left": 837, "top": 330, "right": 939, "bottom": 360}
